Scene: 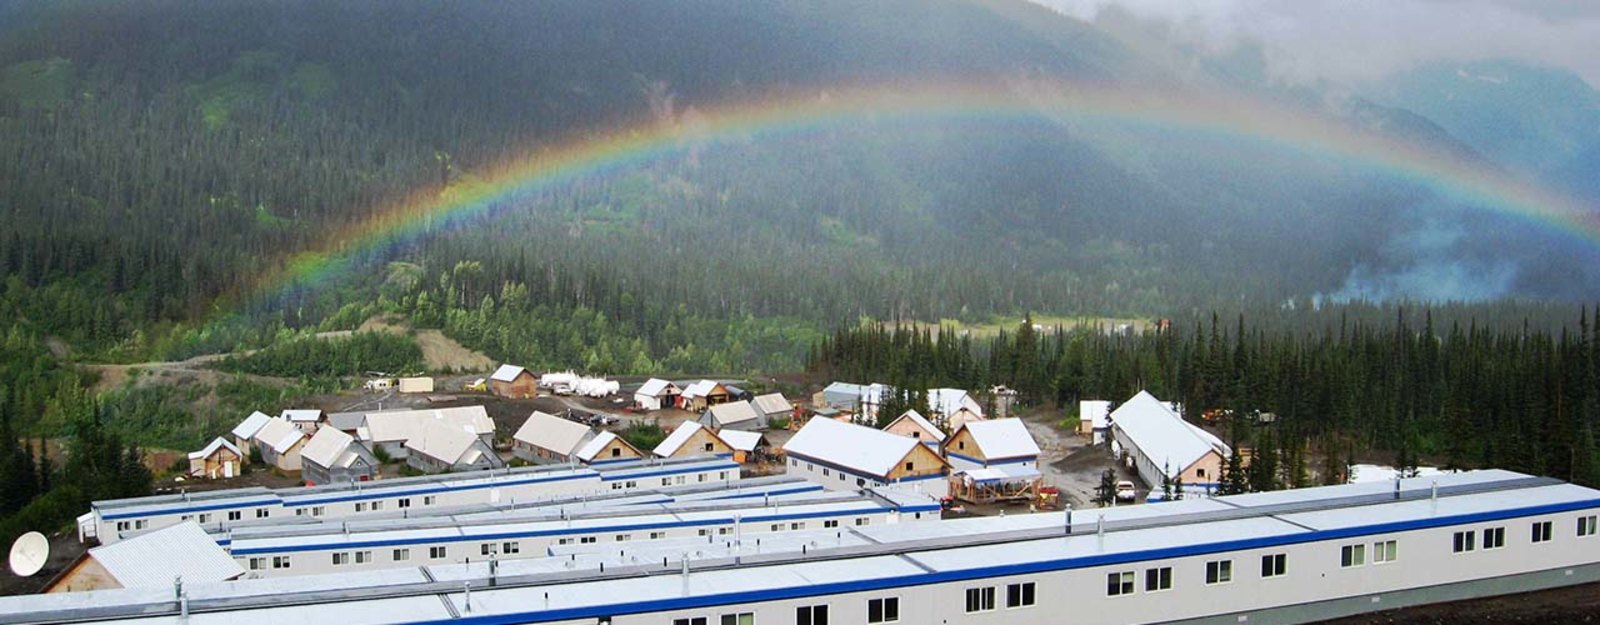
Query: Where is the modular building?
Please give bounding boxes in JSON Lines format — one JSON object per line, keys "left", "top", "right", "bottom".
{"left": 15, "top": 471, "right": 1600, "bottom": 625}
{"left": 783, "top": 417, "right": 950, "bottom": 498}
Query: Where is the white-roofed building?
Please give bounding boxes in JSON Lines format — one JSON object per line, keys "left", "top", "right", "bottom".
{"left": 698, "top": 400, "right": 765, "bottom": 431}
{"left": 359, "top": 406, "right": 496, "bottom": 460}
{"left": 572, "top": 431, "right": 642, "bottom": 465}
{"left": 782, "top": 417, "right": 949, "bottom": 497}
{"left": 252, "top": 417, "right": 307, "bottom": 472}
{"left": 943, "top": 418, "right": 1041, "bottom": 470}
{"left": 405, "top": 419, "right": 502, "bottom": 473}
{"left": 187, "top": 437, "right": 242, "bottom": 480}
{"left": 633, "top": 378, "right": 680, "bottom": 411}
{"left": 926, "top": 388, "right": 984, "bottom": 422}
{"left": 45, "top": 522, "right": 243, "bottom": 593}
{"left": 718, "top": 430, "right": 770, "bottom": 464}
{"left": 1110, "top": 390, "right": 1230, "bottom": 492}
{"left": 512, "top": 411, "right": 620, "bottom": 465}
{"left": 489, "top": 364, "right": 536, "bottom": 398}
{"left": 883, "top": 409, "right": 944, "bottom": 447}
{"left": 751, "top": 393, "right": 792, "bottom": 423}
{"left": 300, "top": 427, "right": 378, "bottom": 486}
{"left": 279, "top": 409, "right": 325, "bottom": 435}
{"left": 678, "top": 380, "right": 731, "bottom": 412}
{"left": 230, "top": 411, "right": 273, "bottom": 456}
{"left": 1079, "top": 400, "right": 1111, "bottom": 444}
{"left": 945, "top": 406, "right": 987, "bottom": 431}
{"left": 653, "top": 421, "right": 732, "bottom": 459}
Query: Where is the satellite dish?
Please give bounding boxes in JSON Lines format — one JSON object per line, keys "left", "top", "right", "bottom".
{"left": 9, "top": 531, "right": 49, "bottom": 577}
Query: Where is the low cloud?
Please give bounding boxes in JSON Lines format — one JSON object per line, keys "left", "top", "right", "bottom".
{"left": 1034, "top": 0, "right": 1600, "bottom": 87}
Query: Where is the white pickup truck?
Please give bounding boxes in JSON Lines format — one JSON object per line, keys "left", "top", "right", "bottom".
{"left": 1115, "top": 480, "right": 1138, "bottom": 503}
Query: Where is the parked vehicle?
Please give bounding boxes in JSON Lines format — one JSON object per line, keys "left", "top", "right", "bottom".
{"left": 1115, "top": 480, "right": 1137, "bottom": 503}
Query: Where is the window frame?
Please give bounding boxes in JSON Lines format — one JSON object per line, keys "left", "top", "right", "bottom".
{"left": 1106, "top": 571, "right": 1135, "bottom": 597}
{"left": 1006, "top": 581, "right": 1037, "bottom": 608}
{"left": 1205, "top": 559, "right": 1233, "bottom": 585}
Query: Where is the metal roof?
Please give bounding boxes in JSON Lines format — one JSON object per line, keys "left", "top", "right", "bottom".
{"left": 362, "top": 406, "right": 494, "bottom": 444}
{"left": 1079, "top": 400, "right": 1110, "bottom": 428}
{"left": 514, "top": 411, "right": 592, "bottom": 456}
{"left": 574, "top": 431, "right": 626, "bottom": 462}
{"left": 953, "top": 418, "right": 1040, "bottom": 460}
{"left": 187, "top": 437, "right": 241, "bottom": 461}
{"left": 301, "top": 427, "right": 359, "bottom": 469}
{"left": 704, "top": 400, "right": 760, "bottom": 426}
{"left": 636, "top": 378, "right": 676, "bottom": 396}
{"left": 404, "top": 419, "right": 484, "bottom": 464}
{"left": 782, "top": 417, "right": 918, "bottom": 478}
{"left": 229, "top": 411, "right": 272, "bottom": 440}
{"left": 252, "top": 417, "right": 305, "bottom": 454}
{"left": 491, "top": 364, "right": 528, "bottom": 382}
{"left": 280, "top": 409, "right": 323, "bottom": 422}
{"left": 718, "top": 430, "right": 766, "bottom": 453}
{"left": 653, "top": 421, "right": 715, "bottom": 456}
{"left": 751, "top": 393, "right": 790, "bottom": 415}
{"left": 927, "top": 388, "right": 982, "bottom": 418}
{"left": 89, "top": 521, "right": 243, "bottom": 588}
{"left": 681, "top": 380, "right": 721, "bottom": 398}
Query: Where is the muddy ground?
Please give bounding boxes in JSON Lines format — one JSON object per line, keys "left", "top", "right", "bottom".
{"left": 1315, "top": 581, "right": 1600, "bottom": 624}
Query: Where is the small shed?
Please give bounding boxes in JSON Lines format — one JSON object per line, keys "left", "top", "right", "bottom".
{"left": 187, "top": 438, "right": 243, "bottom": 480}
{"left": 1079, "top": 400, "right": 1111, "bottom": 444}
{"left": 633, "top": 378, "right": 681, "bottom": 411}
{"left": 279, "top": 409, "right": 325, "bottom": 436}
{"left": 751, "top": 393, "right": 792, "bottom": 423}
{"left": 230, "top": 411, "right": 273, "bottom": 457}
{"left": 490, "top": 364, "right": 538, "bottom": 398}
{"left": 398, "top": 377, "right": 435, "bottom": 393}
{"left": 252, "top": 417, "right": 307, "bottom": 472}
{"left": 652, "top": 421, "right": 732, "bottom": 459}
{"left": 300, "top": 427, "right": 378, "bottom": 485}
{"left": 698, "top": 400, "right": 764, "bottom": 431}
{"left": 678, "top": 380, "right": 731, "bottom": 412}
{"left": 718, "top": 430, "right": 771, "bottom": 464}
{"left": 944, "top": 418, "right": 1042, "bottom": 471}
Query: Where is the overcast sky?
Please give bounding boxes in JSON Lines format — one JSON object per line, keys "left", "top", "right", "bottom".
{"left": 1033, "top": 0, "right": 1600, "bottom": 87}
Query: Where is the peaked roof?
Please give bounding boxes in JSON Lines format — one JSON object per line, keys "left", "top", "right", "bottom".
{"left": 230, "top": 411, "right": 273, "bottom": 440}
{"left": 654, "top": 421, "right": 722, "bottom": 457}
{"left": 751, "top": 393, "right": 790, "bottom": 415}
{"left": 253, "top": 417, "right": 306, "bottom": 454}
{"left": 301, "top": 427, "right": 359, "bottom": 469}
{"left": 885, "top": 409, "right": 945, "bottom": 442}
{"left": 362, "top": 406, "right": 494, "bottom": 443}
{"left": 187, "top": 437, "right": 241, "bottom": 461}
{"left": 1109, "top": 391, "right": 1230, "bottom": 478}
{"left": 636, "top": 378, "right": 677, "bottom": 397}
{"left": 927, "top": 388, "right": 981, "bottom": 418}
{"left": 704, "top": 400, "right": 760, "bottom": 426}
{"left": 404, "top": 419, "right": 483, "bottom": 464}
{"left": 952, "top": 418, "right": 1040, "bottom": 460}
{"left": 89, "top": 522, "right": 243, "bottom": 588}
{"left": 783, "top": 417, "right": 933, "bottom": 479}
{"left": 280, "top": 409, "right": 323, "bottom": 422}
{"left": 491, "top": 364, "right": 529, "bottom": 382}
{"left": 681, "top": 380, "right": 723, "bottom": 398}
{"left": 719, "top": 429, "right": 768, "bottom": 453}
{"left": 574, "top": 431, "right": 637, "bottom": 462}
{"left": 513, "top": 411, "right": 592, "bottom": 456}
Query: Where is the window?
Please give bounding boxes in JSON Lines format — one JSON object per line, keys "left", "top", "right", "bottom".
{"left": 424, "top": 496, "right": 436, "bottom": 505}
{"left": 430, "top": 546, "right": 447, "bottom": 559}
{"left": 312, "top": 506, "right": 325, "bottom": 517}
{"left": 904, "top": 461, "right": 914, "bottom": 471}
{"left": 704, "top": 443, "right": 715, "bottom": 452}
{"left": 1533, "top": 520, "right": 1553, "bottom": 543}
{"left": 1260, "top": 553, "right": 1286, "bottom": 578}
{"left": 198, "top": 514, "right": 210, "bottom": 524}
{"left": 1341, "top": 544, "right": 1366, "bottom": 567}
{"left": 616, "top": 534, "right": 631, "bottom": 542}
{"left": 135, "top": 520, "right": 147, "bottom": 529}
{"left": 355, "top": 502, "right": 368, "bottom": 512}
{"left": 611, "top": 448, "right": 622, "bottom": 457}
{"left": 581, "top": 536, "right": 597, "bottom": 544}
{"left": 771, "top": 524, "right": 783, "bottom": 532}
{"left": 248, "top": 557, "right": 265, "bottom": 570}
{"left": 228, "top": 510, "right": 242, "bottom": 521}
{"left": 398, "top": 498, "right": 411, "bottom": 509}
{"left": 719, "top": 472, "right": 729, "bottom": 480}
{"left": 371, "top": 501, "right": 384, "bottom": 511}
{"left": 855, "top": 517, "right": 870, "bottom": 526}
{"left": 1373, "top": 540, "right": 1397, "bottom": 564}
{"left": 272, "top": 556, "right": 291, "bottom": 569}
{"left": 698, "top": 474, "right": 706, "bottom": 483}
{"left": 868, "top": 597, "right": 899, "bottom": 623}
{"left": 824, "top": 520, "right": 839, "bottom": 528}
{"left": 673, "top": 618, "right": 707, "bottom": 625}
{"left": 1483, "top": 527, "right": 1506, "bottom": 550}
{"left": 966, "top": 586, "right": 997, "bottom": 611}
{"left": 1580, "top": 515, "right": 1598, "bottom": 537}
{"left": 662, "top": 478, "right": 673, "bottom": 486}
{"left": 718, "top": 527, "right": 732, "bottom": 535}
{"left": 697, "top": 529, "right": 710, "bottom": 537}
{"left": 255, "top": 508, "right": 269, "bottom": 518}
{"left": 796, "top": 604, "right": 829, "bottom": 625}
{"left": 1206, "top": 559, "right": 1233, "bottom": 584}
{"left": 720, "top": 614, "right": 754, "bottom": 625}
{"left": 481, "top": 544, "right": 494, "bottom": 556}
{"left": 651, "top": 531, "right": 667, "bottom": 539}
{"left": 333, "top": 552, "right": 350, "bottom": 566}
{"left": 1005, "top": 582, "right": 1036, "bottom": 608}
{"left": 355, "top": 551, "right": 371, "bottom": 564}
{"left": 1453, "top": 530, "right": 1476, "bottom": 553}
{"left": 559, "top": 538, "right": 574, "bottom": 545}
{"left": 792, "top": 458, "right": 799, "bottom": 467}
{"left": 612, "top": 482, "right": 624, "bottom": 490}
{"left": 116, "top": 521, "right": 130, "bottom": 532}
{"left": 790, "top": 522, "right": 804, "bottom": 530}
{"left": 856, "top": 478, "right": 866, "bottom": 487}
{"left": 1106, "top": 572, "right": 1135, "bottom": 596}
{"left": 1145, "top": 566, "right": 1172, "bottom": 591}
{"left": 393, "top": 548, "right": 410, "bottom": 561}
{"left": 823, "top": 468, "right": 830, "bottom": 477}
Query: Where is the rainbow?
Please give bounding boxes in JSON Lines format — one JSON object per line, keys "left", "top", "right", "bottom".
{"left": 235, "top": 80, "right": 1598, "bottom": 313}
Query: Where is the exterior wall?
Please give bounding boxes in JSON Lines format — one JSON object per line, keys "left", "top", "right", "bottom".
{"left": 303, "top": 456, "right": 377, "bottom": 486}
{"left": 587, "top": 438, "right": 641, "bottom": 465}
{"left": 373, "top": 440, "right": 409, "bottom": 460}
{"left": 1115, "top": 423, "right": 1219, "bottom": 490}
{"left": 261, "top": 441, "right": 304, "bottom": 472}
{"left": 513, "top": 441, "right": 574, "bottom": 465}
{"left": 233, "top": 435, "right": 254, "bottom": 457}
{"left": 634, "top": 393, "right": 663, "bottom": 411}
{"left": 663, "top": 429, "right": 732, "bottom": 458}
{"left": 231, "top": 502, "right": 933, "bottom": 578}
{"left": 190, "top": 449, "right": 242, "bottom": 479}
{"left": 492, "top": 374, "right": 538, "bottom": 399}
{"left": 885, "top": 419, "right": 938, "bottom": 443}
{"left": 1179, "top": 450, "right": 1225, "bottom": 491}
{"left": 785, "top": 452, "right": 949, "bottom": 499}
{"left": 44, "top": 557, "right": 122, "bottom": 593}
{"left": 886, "top": 444, "right": 948, "bottom": 482}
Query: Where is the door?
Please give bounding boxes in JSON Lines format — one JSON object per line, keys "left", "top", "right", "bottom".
{"left": 224, "top": 461, "right": 235, "bottom": 478}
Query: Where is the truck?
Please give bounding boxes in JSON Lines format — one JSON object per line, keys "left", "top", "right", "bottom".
{"left": 1115, "top": 480, "right": 1137, "bottom": 503}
